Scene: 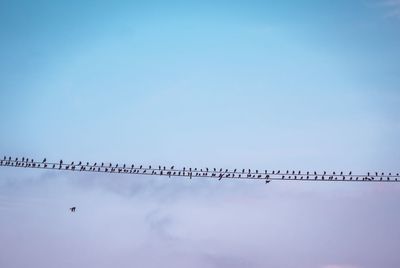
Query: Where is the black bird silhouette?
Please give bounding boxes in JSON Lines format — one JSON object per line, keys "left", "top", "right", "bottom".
{"left": 42, "top": 158, "right": 46, "bottom": 163}
{"left": 70, "top": 207, "right": 76, "bottom": 212}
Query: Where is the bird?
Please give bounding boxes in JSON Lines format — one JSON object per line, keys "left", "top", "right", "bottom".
{"left": 70, "top": 207, "right": 76, "bottom": 212}
{"left": 42, "top": 158, "right": 46, "bottom": 163}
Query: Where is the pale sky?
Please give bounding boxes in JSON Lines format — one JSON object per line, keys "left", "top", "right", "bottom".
{"left": 1, "top": 1, "right": 400, "bottom": 267}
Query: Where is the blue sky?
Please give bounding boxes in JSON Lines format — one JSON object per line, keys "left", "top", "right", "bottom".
{"left": 1, "top": 1, "right": 400, "bottom": 268}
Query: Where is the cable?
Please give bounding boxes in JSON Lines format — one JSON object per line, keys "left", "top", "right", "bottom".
{"left": 1, "top": 157, "right": 399, "bottom": 183}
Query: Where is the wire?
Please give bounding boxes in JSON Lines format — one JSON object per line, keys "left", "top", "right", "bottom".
{"left": 1, "top": 157, "right": 399, "bottom": 183}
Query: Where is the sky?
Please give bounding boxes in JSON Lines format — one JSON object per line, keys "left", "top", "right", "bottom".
{"left": 0, "top": 0, "right": 400, "bottom": 267}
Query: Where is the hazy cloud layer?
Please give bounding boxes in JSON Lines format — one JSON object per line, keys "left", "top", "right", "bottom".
{"left": 1, "top": 169, "right": 399, "bottom": 268}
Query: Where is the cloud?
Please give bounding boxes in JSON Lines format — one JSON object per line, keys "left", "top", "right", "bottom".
{"left": 1, "top": 169, "right": 400, "bottom": 268}
{"left": 380, "top": 0, "right": 400, "bottom": 17}
{"left": 322, "top": 265, "right": 360, "bottom": 268}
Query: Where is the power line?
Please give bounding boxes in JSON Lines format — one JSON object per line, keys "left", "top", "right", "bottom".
{"left": 1, "top": 156, "right": 399, "bottom": 183}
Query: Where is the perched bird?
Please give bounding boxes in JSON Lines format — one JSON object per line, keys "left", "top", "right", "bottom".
{"left": 42, "top": 158, "right": 46, "bottom": 163}
{"left": 70, "top": 207, "right": 76, "bottom": 212}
